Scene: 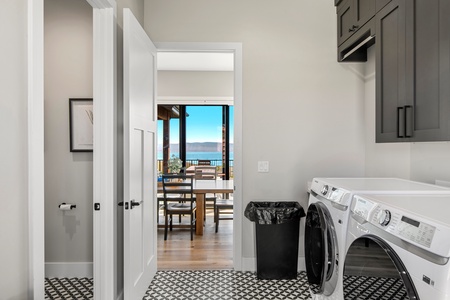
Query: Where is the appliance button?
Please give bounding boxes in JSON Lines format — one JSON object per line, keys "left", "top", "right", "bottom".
{"left": 377, "top": 209, "right": 391, "bottom": 226}
{"left": 321, "top": 185, "right": 329, "bottom": 196}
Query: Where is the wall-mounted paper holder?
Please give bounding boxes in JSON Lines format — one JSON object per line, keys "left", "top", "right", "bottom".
{"left": 59, "top": 203, "right": 76, "bottom": 210}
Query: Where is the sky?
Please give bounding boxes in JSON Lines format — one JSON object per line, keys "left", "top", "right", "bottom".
{"left": 157, "top": 105, "right": 234, "bottom": 145}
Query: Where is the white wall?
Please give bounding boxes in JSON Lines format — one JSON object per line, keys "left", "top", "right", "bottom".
{"left": 158, "top": 71, "right": 233, "bottom": 97}
{"left": 0, "top": 1, "right": 29, "bottom": 298}
{"left": 44, "top": 0, "right": 94, "bottom": 276}
{"left": 144, "top": 0, "right": 367, "bottom": 266}
{"left": 364, "top": 47, "right": 450, "bottom": 184}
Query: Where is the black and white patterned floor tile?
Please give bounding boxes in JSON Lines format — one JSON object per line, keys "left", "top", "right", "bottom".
{"left": 45, "top": 277, "right": 93, "bottom": 300}
{"left": 43, "top": 271, "right": 410, "bottom": 299}
{"left": 143, "top": 270, "right": 311, "bottom": 300}
{"left": 343, "top": 275, "right": 409, "bottom": 300}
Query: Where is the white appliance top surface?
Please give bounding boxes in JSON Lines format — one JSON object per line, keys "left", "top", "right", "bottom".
{"left": 315, "top": 177, "right": 450, "bottom": 194}
{"left": 357, "top": 193, "right": 450, "bottom": 227}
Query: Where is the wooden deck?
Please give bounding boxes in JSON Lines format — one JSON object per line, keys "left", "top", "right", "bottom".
{"left": 157, "top": 209, "right": 233, "bottom": 270}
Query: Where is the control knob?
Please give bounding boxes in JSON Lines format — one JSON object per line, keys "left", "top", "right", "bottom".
{"left": 377, "top": 209, "right": 391, "bottom": 226}
{"left": 321, "top": 185, "right": 329, "bottom": 196}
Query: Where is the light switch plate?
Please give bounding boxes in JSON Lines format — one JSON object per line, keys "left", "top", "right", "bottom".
{"left": 258, "top": 161, "right": 269, "bottom": 173}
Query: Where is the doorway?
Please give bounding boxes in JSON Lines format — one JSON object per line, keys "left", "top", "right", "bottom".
{"left": 157, "top": 48, "right": 240, "bottom": 269}
{"left": 157, "top": 104, "right": 234, "bottom": 269}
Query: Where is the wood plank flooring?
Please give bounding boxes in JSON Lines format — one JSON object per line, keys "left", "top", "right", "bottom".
{"left": 157, "top": 209, "right": 233, "bottom": 270}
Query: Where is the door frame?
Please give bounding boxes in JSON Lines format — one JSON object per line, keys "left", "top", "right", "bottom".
{"left": 155, "top": 42, "right": 243, "bottom": 269}
{"left": 28, "top": 0, "right": 117, "bottom": 299}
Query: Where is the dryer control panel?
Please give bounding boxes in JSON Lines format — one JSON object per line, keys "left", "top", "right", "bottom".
{"left": 351, "top": 195, "right": 448, "bottom": 253}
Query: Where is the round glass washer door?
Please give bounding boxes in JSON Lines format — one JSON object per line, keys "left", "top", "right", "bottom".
{"left": 304, "top": 202, "right": 339, "bottom": 296}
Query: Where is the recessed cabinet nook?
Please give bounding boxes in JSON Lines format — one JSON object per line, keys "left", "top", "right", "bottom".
{"left": 336, "top": 0, "right": 450, "bottom": 143}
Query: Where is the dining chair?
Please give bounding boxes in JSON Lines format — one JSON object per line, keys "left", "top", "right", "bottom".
{"left": 215, "top": 198, "right": 233, "bottom": 233}
{"left": 162, "top": 173, "right": 196, "bottom": 240}
{"left": 194, "top": 166, "right": 218, "bottom": 220}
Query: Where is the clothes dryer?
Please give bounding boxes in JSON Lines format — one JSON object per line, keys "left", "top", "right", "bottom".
{"left": 343, "top": 194, "right": 450, "bottom": 299}
{"left": 304, "top": 178, "right": 450, "bottom": 300}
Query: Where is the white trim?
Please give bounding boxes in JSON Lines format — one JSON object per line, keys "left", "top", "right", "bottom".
{"left": 155, "top": 42, "right": 244, "bottom": 270}
{"left": 29, "top": 1, "right": 117, "bottom": 299}
{"left": 28, "top": 0, "right": 44, "bottom": 299}
{"left": 92, "top": 4, "right": 117, "bottom": 300}
{"left": 241, "top": 257, "right": 256, "bottom": 272}
{"left": 45, "top": 262, "right": 94, "bottom": 278}
{"left": 157, "top": 96, "right": 233, "bottom": 105}
{"left": 86, "top": 0, "right": 116, "bottom": 10}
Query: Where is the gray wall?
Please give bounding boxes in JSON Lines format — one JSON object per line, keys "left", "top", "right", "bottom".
{"left": 158, "top": 71, "right": 233, "bottom": 97}
{"left": 0, "top": 1, "right": 29, "bottom": 298}
{"left": 364, "top": 46, "right": 450, "bottom": 183}
{"left": 44, "top": 0, "right": 94, "bottom": 272}
{"left": 144, "top": 0, "right": 367, "bottom": 263}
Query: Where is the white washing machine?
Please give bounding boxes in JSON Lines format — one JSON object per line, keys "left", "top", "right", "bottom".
{"left": 344, "top": 194, "right": 450, "bottom": 299}
{"left": 304, "top": 178, "right": 450, "bottom": 300}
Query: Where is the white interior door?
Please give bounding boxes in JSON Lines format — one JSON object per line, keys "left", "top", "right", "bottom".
{"left": 123, "top": 8, "right": 158, "bottom": 299}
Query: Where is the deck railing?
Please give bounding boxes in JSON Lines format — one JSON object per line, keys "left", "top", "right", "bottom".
{"left": 157, "top": 159, "right": 234, "bottom": 177}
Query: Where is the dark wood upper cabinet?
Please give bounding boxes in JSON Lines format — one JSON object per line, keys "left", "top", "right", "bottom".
{"left": 337, "top": 0, "right": 355, "bottom": 46}
{"left": 337, "top": 0, "right": 391, "bottom": 62}
{"left": 337, "top": 0, "right": 391, "bottom": 46}
{"left": 375, "top": 0, "right": 407, "bottom": 142}
{"left": 376, "top": 0, "right": 450, "bottom": 142}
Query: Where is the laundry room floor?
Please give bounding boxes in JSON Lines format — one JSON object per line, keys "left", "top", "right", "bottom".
{"left": 143, "top": 270, "right": 311, "bottom": 300}
{"left": 44, "top": 271, "right": 409, "bottom": 299}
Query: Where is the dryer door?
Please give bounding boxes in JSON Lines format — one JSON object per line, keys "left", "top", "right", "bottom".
{"left": 305, "top": 202, "right": 339, "bottom": 296}
{"left": 344, "top": 235, "right": 419, "bottom": 299}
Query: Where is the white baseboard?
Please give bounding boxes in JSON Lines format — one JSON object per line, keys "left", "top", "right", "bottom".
{"left": 240, "top": 256, "right": 305, "bottom": 272}
{"left": 45, "top": 262, "right": 93, "bottom": 278}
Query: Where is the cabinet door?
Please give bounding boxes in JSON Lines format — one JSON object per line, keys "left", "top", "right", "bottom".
{"left": 408, "top": 0, "right": 450, "bottom": 141}
{"left": 376, "top": 0, "right": 392, "bottom": 12}
{"left": 376, "top": 0, "right": 407, "bottom": 142}
{"left": 355, "top": 0, "right": 376, "bottom": 28}
{"left": 337, "top": 0, "right": 355, "bottom": 45}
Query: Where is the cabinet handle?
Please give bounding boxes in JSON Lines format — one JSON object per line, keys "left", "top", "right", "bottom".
{"left": 405, "top": 105, "right": 413, "bottom": 138}
{"left": 348, "top": 25, "right": 359, "bottom": 32}
{"left": 397, "top": 107, "right": 405, "bottom": 138}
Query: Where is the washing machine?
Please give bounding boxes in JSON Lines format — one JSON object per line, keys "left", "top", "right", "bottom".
{"left": 344, "top": 194, "right": 450, "bottom": 299}
{"left": 304, "top": 178, "right": 450, "bottom": 300}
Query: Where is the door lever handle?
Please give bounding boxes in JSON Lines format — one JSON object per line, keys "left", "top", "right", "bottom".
{"left": 130, "top": 199, "right": 141, "bottom": 209}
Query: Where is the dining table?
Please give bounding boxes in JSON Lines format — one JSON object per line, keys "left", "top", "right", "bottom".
{"left": 158, "top": 179, "right": 234, "bottom": 235}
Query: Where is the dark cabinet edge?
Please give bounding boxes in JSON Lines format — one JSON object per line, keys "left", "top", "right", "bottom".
{"left": 338, "top": 19, "right": 376, "bottom": 62}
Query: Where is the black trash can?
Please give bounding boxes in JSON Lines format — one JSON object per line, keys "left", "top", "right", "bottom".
{"left": 244, "top": 201, "right": 305, "bottom": 280}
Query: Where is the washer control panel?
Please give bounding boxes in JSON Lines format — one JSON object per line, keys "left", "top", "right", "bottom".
{"left": 310, "top": 180, "right": 351, "bottom": 206}
{"left": 352, "top": 196, "right": 436, "bottom": 249}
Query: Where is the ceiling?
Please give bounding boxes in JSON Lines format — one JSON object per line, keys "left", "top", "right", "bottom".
{"left": 157, "top": 52, "right": 234, "bottom": 71}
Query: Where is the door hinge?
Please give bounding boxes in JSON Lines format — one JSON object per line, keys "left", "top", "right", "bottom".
{"left": 94, "top": 203, "right": 100, "bottom": 211}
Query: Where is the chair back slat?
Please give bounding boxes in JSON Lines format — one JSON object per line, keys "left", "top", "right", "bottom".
{"left": 162, "top": 173, "right": 194, "bottom": 206}
{"left": 194, "top": 166, "right": 217, "bottom": 180}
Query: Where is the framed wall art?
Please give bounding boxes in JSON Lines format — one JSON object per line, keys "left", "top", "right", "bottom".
{"left": 69, "top": 98, "right": 93, "bottom": 152}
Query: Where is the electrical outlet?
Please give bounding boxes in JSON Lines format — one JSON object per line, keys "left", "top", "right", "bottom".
{"left": 258, "top": 161, "right": 269, "bottom": 173}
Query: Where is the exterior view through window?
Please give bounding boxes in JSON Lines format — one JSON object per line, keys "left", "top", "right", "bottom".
{"left": 157, "top": 105, "right": 234, "bottom": 178}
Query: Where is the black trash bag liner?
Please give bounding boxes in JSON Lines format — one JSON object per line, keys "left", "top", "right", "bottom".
{"left": 244, "top": 201, "right": 305, "bottom": 225}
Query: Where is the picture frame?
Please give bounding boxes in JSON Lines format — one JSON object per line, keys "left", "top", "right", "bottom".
{"left": 69, "top": 98, "right": 93, "bottom": 152}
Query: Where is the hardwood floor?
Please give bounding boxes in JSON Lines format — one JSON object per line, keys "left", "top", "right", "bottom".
{"left": 157, "top": 209, "right": 233, "bottom": 270}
